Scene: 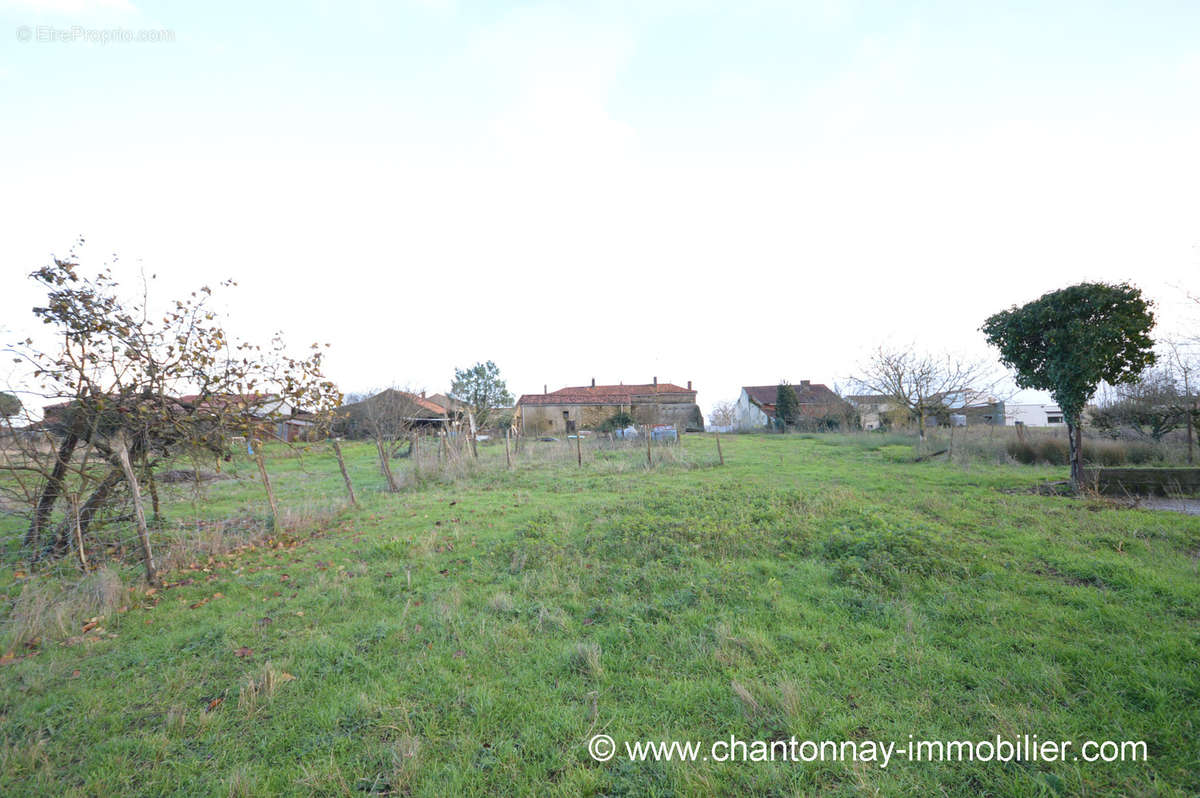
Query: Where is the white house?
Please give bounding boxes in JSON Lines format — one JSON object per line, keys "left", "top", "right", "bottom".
{"left": 735, "top": 389, "right": 771, "bottom": 429}
{"left": 734, "top": 382, "right": 846, "bottom": 430}
{"left": 1004, "top": 403, "right": 1065, "bottom": 427}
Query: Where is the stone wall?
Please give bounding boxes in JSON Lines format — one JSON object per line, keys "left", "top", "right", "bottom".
{"left": 519, "top": 397, "right": 704, "bottom": 434}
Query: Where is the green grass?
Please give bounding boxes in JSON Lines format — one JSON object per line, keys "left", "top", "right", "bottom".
{"left": 1, "top": 434, "right": 1198, "bottom": 796}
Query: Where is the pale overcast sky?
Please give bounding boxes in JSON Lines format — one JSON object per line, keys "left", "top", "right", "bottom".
{"left": 2, "top": 0, "right": 1198, "bottom": 412}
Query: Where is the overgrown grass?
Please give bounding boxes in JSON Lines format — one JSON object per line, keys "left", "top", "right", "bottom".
{"left": 0, "top": 435, "right": 1197, "bottom": 796}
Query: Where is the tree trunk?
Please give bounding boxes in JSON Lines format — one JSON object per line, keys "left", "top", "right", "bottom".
{"left": 43, "top": 467, "right": 122, "bottom": 560}
{"left": 1187, "top": 398, "right": 1195, "bottom": 465}
{"left": 145, "top": 461, "right": 160, "bottom": 521}
{"left": 376, "top": 437, "right": 399, "bottom": 492}
{"left": 115, "top": 435, "right": 159, "bottom": 586}
{"left": 330, "top": 439, "right": 357, "bottom": 507}
{"left": 26, "top": 421, "right": 82, "bottom": 554}
{"left": 1067, "top": 417, "right": 1084, "bottom": 490}
{"left": 255, "top": 450, "right": 280, "bottom": 529}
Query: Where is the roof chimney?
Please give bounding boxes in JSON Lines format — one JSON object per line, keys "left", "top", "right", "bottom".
{"left": 543, "top": 385, "right": 547, "bottom": 394}
{"left": 653, "top": 376, "right": 658, "bottom": 386}
{"left": 591, "top": 377, "right": 595, "bottom": 387}
{"left": 801, "top": 380, "right": 811, "bottom": 388}
{"left": 687, "top": 380, "right": 692, "bottom": 391}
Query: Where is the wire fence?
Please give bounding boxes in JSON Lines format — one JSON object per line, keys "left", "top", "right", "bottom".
{"left": 0, "top": 429, "right": 721, "bottom": 653}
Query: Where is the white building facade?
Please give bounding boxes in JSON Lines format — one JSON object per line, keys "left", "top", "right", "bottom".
{"left": 734, "top": 388, "right": 771, "bottom": 430}
{"left": 1004, "top": 403, "right": 1065, "bottom": 427}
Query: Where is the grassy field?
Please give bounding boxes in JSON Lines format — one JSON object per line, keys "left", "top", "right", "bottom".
{"left": 1, "top": 434, "right": 1197, "bottom": 796}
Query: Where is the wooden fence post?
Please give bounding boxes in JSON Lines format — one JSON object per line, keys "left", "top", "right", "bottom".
{"left": 716, "top": 432, "right": 724, "bottom": 466}
{"left": 114, "top": 433, "right": 158, "bottom": 585}
{"left": 576, "top": 431, "right": 582, "bottom": 467}
{"left": 505, "top": 430, "right": 512, "bottom": 469}
{"left": 645, "top": 426, "right": 652, "bottom": 466}
{"left": 70, "top": 497, "right": 88, "bottom": 570}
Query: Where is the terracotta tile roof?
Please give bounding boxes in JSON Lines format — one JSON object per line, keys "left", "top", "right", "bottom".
{"left": 742, "top": 383, "right": 846, "bottom": 419}
{"left": 518, "top": 383, "right": 694, "bottom": 406}
{"left": 350, "top": 389, "right": 447, "bottom": 417}
{"left": 743, "top": 383, "right": 842, "bottom": 407}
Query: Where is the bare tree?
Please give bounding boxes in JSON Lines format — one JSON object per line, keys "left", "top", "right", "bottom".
{"left": 1092, "top": 366, "right": 1187, "bottom": 442}
{"left": 708, "top": 400, "right": 736, "bottom": 429}
{"left": 1164, "top": 339, "right": 1199, "bottom": 463}
{"left": 851, "top": 346, "right": 997, "bottom": 440}
{"left": 342, "top": 387, "right": 438, "bottom": 492}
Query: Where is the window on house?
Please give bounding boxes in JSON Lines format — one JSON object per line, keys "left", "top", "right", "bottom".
{"left": 1047, "top": 415, "right": 1063, "bottom": 424}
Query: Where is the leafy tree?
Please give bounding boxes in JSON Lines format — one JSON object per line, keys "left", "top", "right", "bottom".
{"left": 598, "top": 410, "right": 635, "bottom": 433}
{"left": 775, "top": 382, "right": 799, "bottom": 430}
{"left": 0, "top": 392, "right": 20, "bottom": 418}
{"left": 450, "top": 361, "right": 513, "bottom": 430}
{"left": 982, "top": 282, "right": 1156, "bottom": 487}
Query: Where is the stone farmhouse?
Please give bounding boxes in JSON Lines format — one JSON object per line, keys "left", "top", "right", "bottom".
{"left": 515, "top": 378, "right": 703, "bottom": 436}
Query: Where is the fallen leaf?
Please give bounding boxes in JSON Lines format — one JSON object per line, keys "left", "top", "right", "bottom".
{"left": 234, "top": 646, "right": 253, "bottom": 658}
{"left": 278, "top": 672, "right": 297, "bottom": 682}
{"left": 70, "top": 669, "right": 81, "bottom": 678}
{"left": 206, "top": 697, "right": 224, "bottom": 711}
{"left": 81, "top": 621, "right": 99, "bottom": 633}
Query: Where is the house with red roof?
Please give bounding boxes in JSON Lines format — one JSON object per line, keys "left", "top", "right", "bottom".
{"left": 735, "top": 381, "right": 851, "bottom": 430}
{"left": 516, "top": 378, "right": 703, "bottom": 435}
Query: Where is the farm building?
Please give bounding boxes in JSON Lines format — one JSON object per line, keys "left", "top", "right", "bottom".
{"left": 1005, "top": 403, "right": 1064, "bottom": 427}
{"left": 516, "top": 378, "right": 703, "bottom": 435}
{"left": 334, "top": 389, "right": 449, "bottom": 438}
{"left": 735, "top": 382, "right": 850, "bottom": 430}
{"left": 424, "top": 393, "right": 469, "bottom": 417}
{"left": 846, "top": 391, "right": 1004, "bottom": 430}
{"left": 845, "top": 395, "right": 900, "bottom": 431}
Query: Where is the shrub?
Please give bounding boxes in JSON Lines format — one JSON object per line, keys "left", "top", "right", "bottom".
{"left": 1036, "top": 438, "right": 1070, "bottom": 465}
{"left": 1083, "top": 440, "right": 1127, "bottom": 467}
{"left": 1006, "top": 439, "right": 1037, "bottom": 465}
{"left": 1125, "top": 442, "right": 1160, "bottom": 465}
{"left": 597, "top": 411, "right": 635, "bottom": 433}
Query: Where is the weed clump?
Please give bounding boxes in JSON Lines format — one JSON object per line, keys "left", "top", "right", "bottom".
{"left": 820, "top": 511, "right": 963, "bottom": 592}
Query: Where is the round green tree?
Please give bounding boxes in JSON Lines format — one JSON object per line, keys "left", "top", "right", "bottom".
{"left": 982, "top": 282, "right": 1156, "bottom": 487}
